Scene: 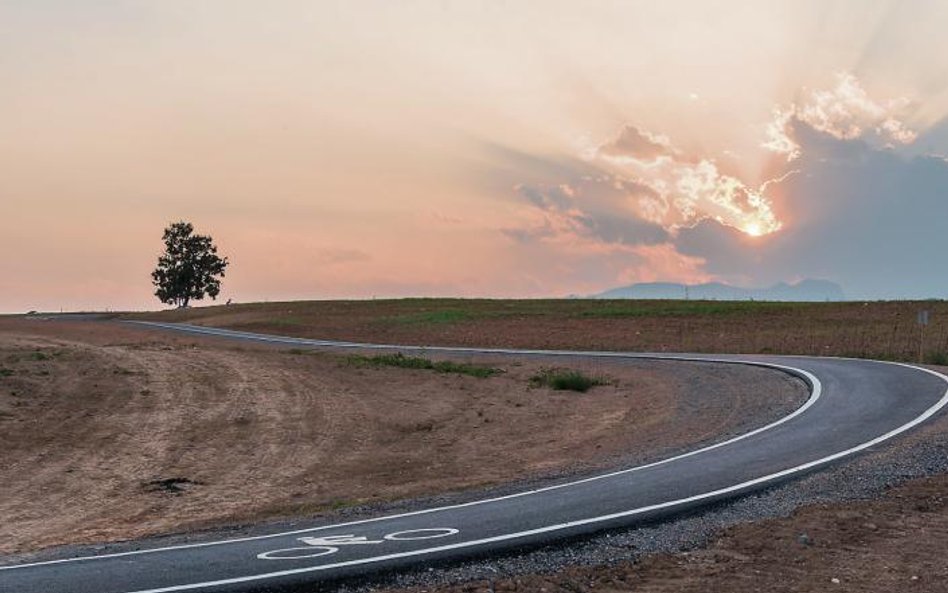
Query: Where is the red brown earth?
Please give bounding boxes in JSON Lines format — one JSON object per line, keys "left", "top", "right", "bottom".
{"left": 129, "top": 298, "right": 948, "bottom": 362}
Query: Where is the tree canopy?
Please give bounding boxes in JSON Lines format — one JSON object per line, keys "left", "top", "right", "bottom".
{"left": 151, "top": 221, "right": 229, "bottom": 308}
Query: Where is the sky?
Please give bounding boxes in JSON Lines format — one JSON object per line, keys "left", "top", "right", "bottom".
{"left": 3, "top": 0, "right": 948, "bottom": 312}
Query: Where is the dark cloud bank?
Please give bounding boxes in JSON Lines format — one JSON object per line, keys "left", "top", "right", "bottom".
{"left": 508, "top": 178, "right": 669, "bottom": 247}
{"left": 678, "top": 121, "right": 948, "bottom": 299}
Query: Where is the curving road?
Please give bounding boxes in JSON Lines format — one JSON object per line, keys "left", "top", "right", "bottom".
{"left": 2, "top": 321, "right": 947, "bottom": 593}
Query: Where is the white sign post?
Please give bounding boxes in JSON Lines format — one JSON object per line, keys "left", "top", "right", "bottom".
{"left": 918, "top": 310, "right": 930, "bottom": 363}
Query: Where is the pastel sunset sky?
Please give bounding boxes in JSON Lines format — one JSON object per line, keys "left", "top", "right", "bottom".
{"left": 4, "top": 1, "right": 948, "bottom": 312}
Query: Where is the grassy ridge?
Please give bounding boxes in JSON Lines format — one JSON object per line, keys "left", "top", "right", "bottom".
{"left": 389, "top": 301, "right": 806, "bottom": 323}
{"left": 578, "top": 301, "right": 806, "bottom": 318}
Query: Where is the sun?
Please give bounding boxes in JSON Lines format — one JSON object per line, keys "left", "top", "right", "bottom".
{"left": 743, "top": 222, "right": 764, "bottom": 237}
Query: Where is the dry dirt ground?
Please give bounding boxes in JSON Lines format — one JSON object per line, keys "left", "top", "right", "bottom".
{"left": 0, "top": 317, "right": 804, "bottom": 555}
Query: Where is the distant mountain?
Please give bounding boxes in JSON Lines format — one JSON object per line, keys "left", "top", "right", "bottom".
{"left": 593, "top": 279, "right": 846, "bottom": 301}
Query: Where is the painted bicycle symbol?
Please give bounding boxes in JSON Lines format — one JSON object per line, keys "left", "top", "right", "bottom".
{"left": 257, "top": 527, "right": 460, "bottom": 560}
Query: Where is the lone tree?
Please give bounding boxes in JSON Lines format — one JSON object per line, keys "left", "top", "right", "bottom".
{"left": 152, "top": 221, "right": 229, "bottom": 308}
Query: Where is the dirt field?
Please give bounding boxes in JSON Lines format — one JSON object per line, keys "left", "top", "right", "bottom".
{"left": 381, "top": 472, "right": 948, "bottom": 593}
{"left": 129, "top": 298, "right": 948, "bottom": 363}
{"left": 0, "top": 318, "right": 804, "bottom": 554}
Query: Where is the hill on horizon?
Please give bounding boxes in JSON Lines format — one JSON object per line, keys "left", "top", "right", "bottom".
{"left": 592, "top": 279, "right": 846, "bottom": 302}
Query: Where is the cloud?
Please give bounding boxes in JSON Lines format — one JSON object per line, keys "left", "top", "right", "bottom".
{"left": 516, "top": 183, "right": 574, "bottom": 211}
{"left": 595, "top": 128, "right": 782, "bottom": 237}
{"left": 491, "top": 126, "right": 782, "bottom": 243}
{"left": 429, "top": 211, "right": 465, "bottom": 225}
{"left": 674, "top": 218, "right": 757, "bottom": 276}
{"left": 618, "top": 243, "right": 712, "bottom": 286}
{"left": 668, "top": 159, "right": 780, "bottom": 235}
{"left": 598, "top": 125, "right": 675, "bottom": 162}
{"left": 315, "top": 248, "right": 371, "bottom": 265}
{"left": 507, "top": 179, "right": 669, "bottom": 247}
{"left": 764, "top": 73, "right": 917, "bottom": 160}
{"left": 499, "top": 121, "right": 784, "bottom": 293}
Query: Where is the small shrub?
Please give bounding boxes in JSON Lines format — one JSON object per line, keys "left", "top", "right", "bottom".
{"left": 0, "top": 368, "right": 14, "bottom": 377}
{"left": 142, "top": 477, "right": 202, "bottom": 495}
{"left": 925, "top": 352, "right": 948, "bottom": 366}
{"left": 529, "top": 368, "right": 608, "bottom": 392}
{"left": 329, "top": 499, "right": 354, "bottom": 510}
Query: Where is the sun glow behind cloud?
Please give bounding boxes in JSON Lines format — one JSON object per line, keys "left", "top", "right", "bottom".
{"left": 597, "top": 128, "right": 783, "bottom": 238}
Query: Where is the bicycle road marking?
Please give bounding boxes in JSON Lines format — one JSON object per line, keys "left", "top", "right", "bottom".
{"left": 257, "top": 528, "right": 461, "bottom": 560}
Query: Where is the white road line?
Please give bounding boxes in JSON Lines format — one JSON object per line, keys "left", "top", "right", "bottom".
{"left": 1, "top": 338, "right": 821, "bottom": 571}
{"left": 120, "top": 363, "right": 948, "bottom": 593}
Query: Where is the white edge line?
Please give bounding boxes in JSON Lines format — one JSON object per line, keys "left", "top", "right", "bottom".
{"left": 121, "top": 362, "right": 948, "bottom": 593}
{"left": 1, "top": 322, "right": 822, "bottom": 571}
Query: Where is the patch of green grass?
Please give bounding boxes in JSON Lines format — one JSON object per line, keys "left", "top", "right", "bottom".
{"left": 346, "top": 352, "right": 500, "bottom": 378}
{"left": 30, "top": 351, "right": 50, "bottom": 361}
{"left": 529, "top": 368, "right": 609, "bottom": 392}
{"left": 0, "top": 368, "right": 14, "bottom": 377}
{"left": 579, "top": 300, "right": 804, "bottom": 318}
{"left": 925, "top": 352, "right": 948, "bottom": 365}
{"left": 388, "top": 309, "right": 479, "bottom": 325}
{"left": 841, "top": 351, "right": 908, "bottom": 363}
{"left": 268, "top": 316, "right": 306, "bottom": 327}
{"left": 386, "top": 302, "right": 555, "bottom": 325}
{"left": 328, "top": 498, "right": 356, "bottom": 511}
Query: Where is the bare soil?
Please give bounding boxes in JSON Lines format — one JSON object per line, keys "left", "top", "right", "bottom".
{"left": 381, "top": 472, "right": 948, "bottom": 593}
{"left": 0, "top": 318, "right": 804, "bottom": 554}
